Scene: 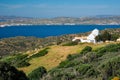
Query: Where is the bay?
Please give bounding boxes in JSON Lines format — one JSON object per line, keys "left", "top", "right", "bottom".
{"left": 0, "top": 25, "right": 120, "bottom": 39}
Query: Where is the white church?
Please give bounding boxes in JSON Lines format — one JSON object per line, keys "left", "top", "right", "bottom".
{"left": 72, "top": 29, "right": 99, "bottom": 43}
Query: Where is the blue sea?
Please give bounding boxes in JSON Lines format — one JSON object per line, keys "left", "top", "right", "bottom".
{"left": 0, "top": 25, "right": 120, "bottom": 39}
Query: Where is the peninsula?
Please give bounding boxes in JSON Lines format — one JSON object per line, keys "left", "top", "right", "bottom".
{"left": 0, "top": 15, "right": 120, "bottom": 27}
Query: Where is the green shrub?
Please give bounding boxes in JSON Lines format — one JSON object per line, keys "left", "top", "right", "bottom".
{"left": 111, "top": 34, "right": 119, "bottom": 41}
{"left": 80, "top": 46, "right": 92, "bottom": 54}
{"left": 0, "top": 54, "right": 30, "bottom": 68}
{"left": 76, "top": 64, "right": 99, "bottom": 77}
{"left": 62, "top": 41, "right": 78, "bottom": 46}
{"left": 96, "top": 30, "right": 119, "bottom": 42}
{"left": 28, "top": 66, "right": 47, "bottom": 80}
{"left": 67, "top": 54, "right": 81, "bottom": 61}
{"left": 15, "top": 60, "right": 30, "bottom": 68}
{"left": 11, "top": 54, "right": 30, "bottom": 68}
{"left": 0, "top": 62, "right": 28, "bottom": 80}
{"left": 29, "top": 48, "right": 48, "bottom": 59}
{"left": 76, "top": 64, "right": 92, "bottom": 75}
{"left": 99, "top": 57, "right": 120, "bottom": 80}
{"left": 82, "top": 52, "right": 98, "bottom": 63}
{"left": 96, "top": 43, "right": 120, "bottom": 57}
{"left": 64, "top": 61, "right": 80, "bottom": 68}
{"left": 48, "top": 69, "right": 76, "bottom": 80}
{"left": 58, "top": 60, "right": 69, "bottom": 68}
{"left": 67, "top": 54, "right": 73, "bottom": 60}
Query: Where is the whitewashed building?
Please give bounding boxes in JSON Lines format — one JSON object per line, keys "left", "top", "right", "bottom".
{"left": 117, "top": 38, "right": 120, "bottom": 42}
{"left": 72, "top": 29, "right": 99, "bottom": 43}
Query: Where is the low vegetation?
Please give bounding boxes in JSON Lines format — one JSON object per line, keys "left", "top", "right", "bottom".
{"left": 0, "top": 54, "right": 30, "bottom": 68}
{"left": 19, "top": 43, "right": 106, "bottom": 74}
{"left": 62, "top": 41, "right": 79, "bottom": 46}
{"left": 0, "top": 28, "right": 120, "bottom": 80}
{"left": 96, "top": 30, "right": 119, "bottom": 42}
{"left": 41, "top": 43, "right": 120, "bottom": 80}
{"left": 0, "top": 41, "right": 120, "bottom": 80}
{"left": 0, "top": 48, "right": 49, "bottom": 69}
{"left": 0, "top": 62, "right": 28, "bottom": 80}
{"left": 28, "top": 48, "right": 49, "bottom": 60}
{"left": 28, "top": 66, "right": 47, "bottom": 80}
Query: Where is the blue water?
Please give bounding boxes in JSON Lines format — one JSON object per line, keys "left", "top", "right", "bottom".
{"left": 0, "top": 25, "right": 120, "bottom": 39}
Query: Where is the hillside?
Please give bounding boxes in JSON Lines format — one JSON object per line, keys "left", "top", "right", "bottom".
{"left": 0, "top": 28, "right": 120, "bottom": 80}
{"left": 41, "top": 43, "right": 120, "bottom": 80}
{"left": 18, "top": 43, "right": 107, "bottom": 74}
{"left": 0, "top": 28, "right": 120, "bottom": 56}
{"left": 0, "top": 41, "right": 120, "bottom": 80}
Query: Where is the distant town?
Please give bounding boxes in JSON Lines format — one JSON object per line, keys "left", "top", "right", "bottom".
{"left": 0, "top": 15, "right": 120, "bottom": 27}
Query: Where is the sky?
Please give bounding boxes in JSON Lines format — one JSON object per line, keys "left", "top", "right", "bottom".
{"left": 0, "top": 0, "right": 120, "bottom": 18}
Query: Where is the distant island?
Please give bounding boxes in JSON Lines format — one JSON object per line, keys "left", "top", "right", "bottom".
{"left": 0, "top": 15, "right": 120, "bottom": 27}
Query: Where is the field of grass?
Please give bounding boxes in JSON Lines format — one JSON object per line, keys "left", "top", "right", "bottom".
{"left": 18, "top": 42, "right": 111, "bottom": 75}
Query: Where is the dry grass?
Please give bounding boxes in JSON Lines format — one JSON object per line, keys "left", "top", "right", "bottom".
{"left": 18, "top": 42, "right": 113, "bottom": 75}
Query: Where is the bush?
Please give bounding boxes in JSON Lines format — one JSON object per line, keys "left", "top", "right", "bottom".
{"left": 76, "top": 64, "right": 92, "bottom": 75}
{"left": 12, "top": 54, "right": 30, "bottom": 67}
{"left": 62, "top": 41, "right": 78, "bottom": 46}
{"left": 28, "top": 66, "right": 47, "bottom": 80}
{"left": 67, "top": 54, "right": 75, "bottom": 60}
{"left": 65, "top": 61, "right": 80, "bottom": 68}
{"left": 99, "top": 57, "right": 120, "bottom": 80}
{"left": 0, "top": 54, "right": 30, "bottom": 68}
{"left": 96, "top": 31, "right": 111, "bottom": 42}
{"left": 96, "top": 43, "right": 120, "bottom": 57}
{"left": 29, "top": 48, "right": 48, "bottom": 59}
{"left": 67, "top": 54, "right": 81, "bottom": 61}
{"left": 96, "top": 30, "right": 119, "bottom": 42}
{"left": 82, "top": 52, "right": 98, "bottom": 63}
{"left": 15, "top": 60, "right": 30, "bottom": 68}
{"left": 58, "top": 60, "right": 69, "bottom": 68}
{"left": 0, "top": 62, "right": 28, "bottom": 80}
{"left": 76, "top": 64, "right": 98, "bottom": 77}
{"left": 111, "top": 34, "right": 119, "bottom": 41}
{"left": 80, "top": 46, "right": 92, "bottom": 54}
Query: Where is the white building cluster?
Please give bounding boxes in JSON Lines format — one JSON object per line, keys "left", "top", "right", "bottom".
{"left": 72, "top": 29, "right": 99, "bottom": 43}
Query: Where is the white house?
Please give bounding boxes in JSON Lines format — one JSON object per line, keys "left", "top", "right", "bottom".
{"left": 117, "top": 38, "right": 120, "bottom": 42}
{"left": 72, "top": 29, "right": 99, "bottom": 43}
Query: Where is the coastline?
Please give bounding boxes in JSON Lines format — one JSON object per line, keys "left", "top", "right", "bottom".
{"left": 0, "top": 24, "right": 33, "bottom": 28}
{"left": 0, "top": 23, "right": 120, "bottom": 28}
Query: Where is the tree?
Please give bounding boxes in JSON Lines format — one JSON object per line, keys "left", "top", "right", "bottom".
{"left": 96, "top": 31, "right": 111, "bottom": 42}
{"left": 28, "top": 66, "right": 47, "bottom": 80}
{"left": 102, "top": 31, "right": 111, "bottom": 42}
{"left": 0, "top": 62, "right": 28, "bottom": 80}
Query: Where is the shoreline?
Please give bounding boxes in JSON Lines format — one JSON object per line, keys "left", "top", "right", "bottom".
{"left": 0, "top": 23, "right": 120, "bottom": 27}
{"left": 0, "top": 24, "right": 33, "bottom": 28}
